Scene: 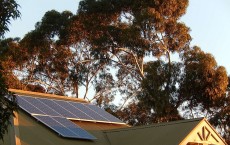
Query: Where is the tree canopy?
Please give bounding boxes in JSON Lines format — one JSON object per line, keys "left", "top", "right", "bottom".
{"left": 1, "top": 0, "right": 229, "bottom": 141}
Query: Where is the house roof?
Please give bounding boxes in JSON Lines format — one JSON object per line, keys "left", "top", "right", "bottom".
{"left": 103, "top": 118, "right": 227, "bottom": 145}
{"left": 104, "top": 118, "right": 202, "bottom": 145}
{"left": 9, "top": 89, "right": 128, "bottom": 141}
{"left": 12, "top": 110, "right": 227, "bottom": 145}
{"left": 7, "top": 89, "right": 227, "bottom": 145}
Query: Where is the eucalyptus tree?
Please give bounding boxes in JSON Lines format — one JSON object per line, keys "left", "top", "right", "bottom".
{"left": 180, "top": 47, "right": 229, "bottom": 141}
{"left": 117, "top": 60, "right": 183, "bottom": 124}
{"left": 15, "top": 0, "right": 190, "bottom": 105}
{"left": 76, "top": 3, "right": 229, "bottom": 137}
{"left": 72, "top": 0, "right": 191, "bottom": 104}
{"left": 117, "top": 46, "right": 229, "bottom": 141}
{"left": 15, "top": 10, "right": 115, "bottom": 105}
{"left": 180, "top": 46, "right": 228, "bottom": 118}
{"left": 18, "top": 10, "right": 75, "bottom": 95}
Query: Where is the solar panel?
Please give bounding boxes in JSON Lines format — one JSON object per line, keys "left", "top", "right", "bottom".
{"left": 54, "top": 100, "right": 93, "bottom": 120}
{"left": 38, "top": 98, "right": 77, "bottom": 118}
{"left": 33, "top": 115, "right": 96, "bottom": 140}
{"left": 16, "top": 95, "right": 125, "bottom": 140}
{"left": 51, "top": 116, "right": 96, "bottom": 139}
{"left": 21, "top": 96, "right": 61, "bottom": 117}
{"left": 86, "top": 104, "right": 123, "bottom": 123}
{"left": 17, "top": 95, "right": 123, "bottom": 123}
{"left": 33, "top": 115, "right": 77, "bottom": 138}
{"left": 69, "top": 102, "right": 108, "bottom": 122}
{"left": 17, "top": 96, "right": 45, "bottom": 115}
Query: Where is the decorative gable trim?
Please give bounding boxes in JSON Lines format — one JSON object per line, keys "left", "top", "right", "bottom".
{"left": 179, "top": 118, "right": 227, "bottom": 145}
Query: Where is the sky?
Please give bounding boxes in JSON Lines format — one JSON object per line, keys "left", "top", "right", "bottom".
{"left": 5, "top": 0, "right": 230, "bottom": 74}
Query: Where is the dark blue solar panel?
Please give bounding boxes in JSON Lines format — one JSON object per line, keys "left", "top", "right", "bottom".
{"left": 33, "top": 115, "right": 78, "bottom": 138}
{"left": 86, "top": 104, "right": 123, "bottom": 123}
{"left": 53, "top": 100, "right": 78, "bottom": 118}
{"left": 66, "top": 102, "right": 95, "bottom": 120}
{"left": 17, "top": 95, "right": 124, "bottom": 124}
{"left": 21, "top": 96, "right": 61, "bottom": 117}
{"left": 17, "top": 96, "right": 44, "bottom": 115}
{"left": 52, "top": 116, "right": 96, "bottom": 140}
{"left": 55, "top": 100, "right": 93, "bottom": 120}
{"left": 38, "top": 98, "right": 76, "bottom": 118}
{"left": 69, "top": 102, "right": 108, "bottom": 121}
{"left": 33, "top": 115, "right": 96, "bottom": 140}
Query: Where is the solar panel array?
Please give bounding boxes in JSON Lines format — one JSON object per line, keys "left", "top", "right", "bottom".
{"left": 17, "top": 95, "right": 123, "bottom": 123}
{"left": 16, "top": 95, "right": 124, "bottom": 140}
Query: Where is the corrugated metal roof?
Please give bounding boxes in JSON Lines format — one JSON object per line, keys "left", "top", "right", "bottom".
{"left": 104, "top": 118, "right": 203, "bottom": 145}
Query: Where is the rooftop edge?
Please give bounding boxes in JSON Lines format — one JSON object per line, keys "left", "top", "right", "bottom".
{"left": 9, "top": 88, "right": 89, "bottom": 103}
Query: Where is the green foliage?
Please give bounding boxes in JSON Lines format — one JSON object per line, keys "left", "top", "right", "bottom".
{"left": 0, "top": 0, "right": 20, "bottom": 37}
{"left": 118, "top": 60, "right": 182, "bottom": 124}
{"left": 0, "top": 0, "right": 20, "bottom": 141}
{"left": 180, "top": 46, "right": 228, "bottom": 113}
{"left": 70, "top": 0, "right": 191, "bottom": 105}
{"left": 137, "top": 60, "right": 182, "bottom": 122}
{"left": 0, "top": 38, "right": 25, "bottom": 89}
{"left": 16, "top": 10, "right": 74, "bottom": 95}
{"left": 15, "top": 10, "right": 116, "bottom": 104}
{"left": 0, "top": 64, "right": 18, "bottom": 140}
{"left": 209, "top": 76, "right": 230, "bottom": 141}
{"left": 179, "top": 47, "right": 229, "bottom": 139}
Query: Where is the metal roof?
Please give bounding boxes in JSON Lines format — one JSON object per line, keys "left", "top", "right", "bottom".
{"left": 104, "top": 118, "right": 203, "bottom": 145}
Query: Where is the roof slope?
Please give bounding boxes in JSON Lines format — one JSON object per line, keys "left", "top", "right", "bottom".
{"left": 104, "top": 118, "right": 202, "bottom": 145}
{"left": 8, "top": 89, "right": 227, "bottom": 145}
{"left": 9, "top": 89, "right": 127, "bottom": 141}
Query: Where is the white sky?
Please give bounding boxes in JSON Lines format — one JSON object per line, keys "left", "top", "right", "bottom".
{"left": 5, "top": 0, "right": 230, "bottom": 74}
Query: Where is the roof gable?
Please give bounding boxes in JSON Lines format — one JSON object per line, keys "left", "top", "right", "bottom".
{"left": 180, "top": 118, "right": 227, "bottom": 145}
{"left": 104, "top": 118, "right": 227, "bottom": 145}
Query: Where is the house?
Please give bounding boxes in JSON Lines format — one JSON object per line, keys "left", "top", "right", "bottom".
{"left": 1, "top": 89, "right": 227, "bottom": 145}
